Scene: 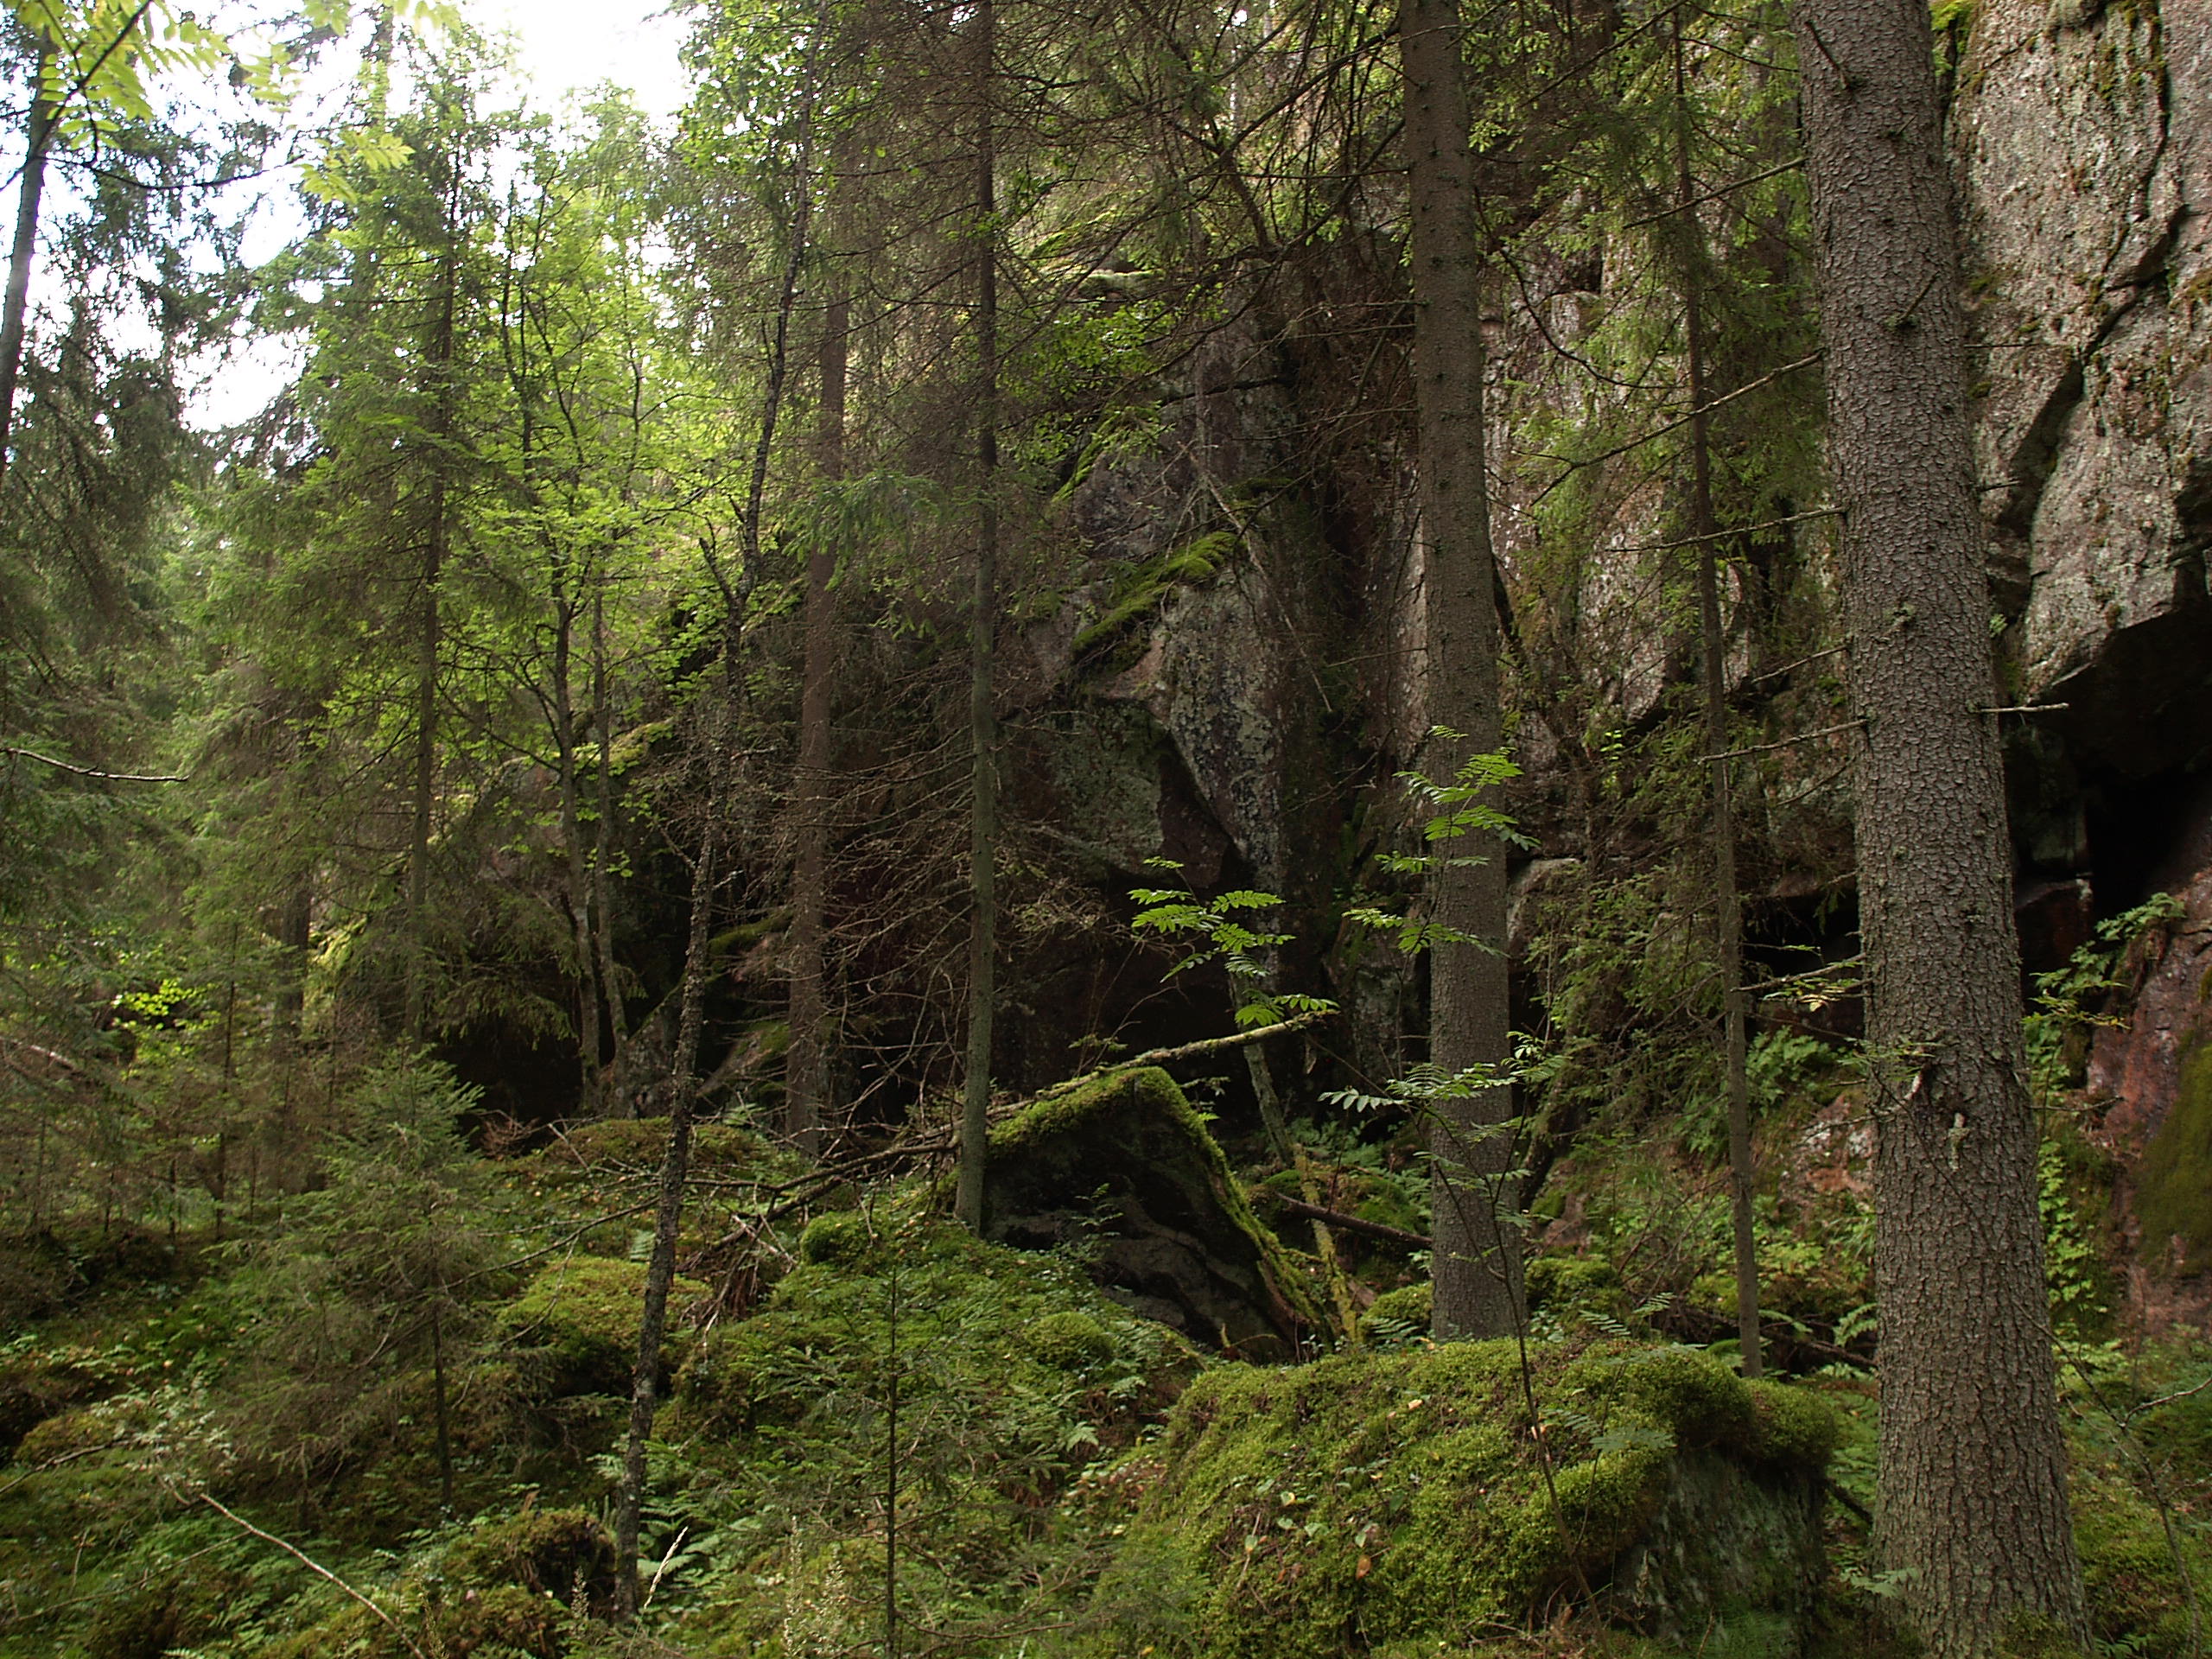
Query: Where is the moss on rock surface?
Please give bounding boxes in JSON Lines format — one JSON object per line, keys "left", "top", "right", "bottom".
{"left": 982, "top": 1066, "right": 1320, "bottom": 1357}
{"left": 2137, "top": 1040, "right": 2212, "bottom": 1273}
{"left": 1093, "top": 1341, "right": 1836, "bottom": 1656}
{"left": 503, "top": 1256, "right": 709, "bottom": 1396}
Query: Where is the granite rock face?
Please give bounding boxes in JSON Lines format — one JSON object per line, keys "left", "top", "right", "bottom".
{"left": 1958, "top": 0, "right": 2212, "bottom": 772}
{"left": 1954, "top": 0, "right": 2212, "bottom": 1328}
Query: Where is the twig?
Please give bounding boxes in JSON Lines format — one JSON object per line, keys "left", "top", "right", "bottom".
{"left": 1826, "top": 1480, "right": 1874, "bottom": 1524}
{"left": 0, "top": 744, "right": 188, "bottom": 783}
{"left": 188, "top": 1491, "right": 429, "bottom": 1659}
{"left": 1618, "top": 156, "right": 1805, "bottom": 230}
{"left": 1611, "top": 505, "right": 1840, "bottom": 553}
{"left": 1703, "top": 717, "right": 1865, "bottom": 761}
{"left": 1033, "top": 1011, "right": 1333, "bottom": 1101}
{"left": 1263, "top": 1196, "right": 1430, "bottom": 1251}
{"left": 0, "top": 1437, "right": 132, "bottom": 1498}
{"left": 1746, "top": 643, "right": 1847, "bottom": 686}
{"left": 1738, "top": 954, "right": 1862, "bottom": 995}
{"left": 1976, "top": 702, "right": 2069, "bottom": 716}
{"left": 1532, "top": 353, "right": 1821, "bottom": 503}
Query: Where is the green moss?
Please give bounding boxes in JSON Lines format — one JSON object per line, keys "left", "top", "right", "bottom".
{"left": 1745, "top": 1380, "right": 1843, "bottom": 1470}
{"left": 677, "top": 1219, "right": 1191, "bottom": 1442}
{"left": 257, "top": 1507, "right": 610, "bottom": 1659}
{"left": 986, "top": 1065, "right": 1322, "bottom": 1349}
{"left": 1529, "top": 1253, "right": 1630, "bottom": 1322}
{"left": 1029, "top": 1310, "right": 1116, "bottom": 1371}
{"left": 442, "top": 1505, "right": 616, "bottom": 1598}
{"left": 502, "top": 1256, "right": 708, "bottom": 1396}
{"left": 1097, "top": 1343, "right": 1833, "bottom": 1656}
{"left": 2073, "top": 1468, "right": 2212, "bottom": 1658}
{"left": 798, "top": 1209, "right": 875, "bottom": 1268}
{"left": 1070, "top": 531, "right": 1233, "bottom": 656}
{"left": 1622, "top": 1346, "right": 1757, "bottom": 1449}
{"left": 2137, "top": 1041, "right": 2212, "bottom": 1274}
{"left": 1360, "top": 1281, "right": 1433, "bottom": 1341}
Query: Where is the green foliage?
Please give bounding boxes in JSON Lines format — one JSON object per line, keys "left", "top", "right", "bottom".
{"left": 2025, "top": 892, "right": 2186, "bottom": 1096}
{"left": 219, "top": 1059, "right": 509, "bottom": 1494}
{"left": 1130, "top": 861, "right": 1337, "bottom": 1029}
{"left": 664, "top": 1217, "right": 1193, "bottom": 1652}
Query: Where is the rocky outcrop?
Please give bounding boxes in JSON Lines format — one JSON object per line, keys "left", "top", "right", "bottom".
{"left": 979, "top": 1066, "right": 1321, "bottom": 1358}
{"left": 1957, "top": 0, "right": 2212, "bottom": 1326}
{"left": 1959, "top": 0, "right": 2212, "bottom": 773}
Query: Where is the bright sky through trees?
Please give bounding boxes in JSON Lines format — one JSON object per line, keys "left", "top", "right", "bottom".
{"left": 177, "top": 0, "right": 686, "bottom": 427}
{"left": 478, "top": 0, "right": 689, "bottom": 120}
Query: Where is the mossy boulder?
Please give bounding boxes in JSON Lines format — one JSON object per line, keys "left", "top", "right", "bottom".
{"left": 257, "top": 1508, "right": 613, "bottom": 1659}
{"left": 980, "top": 1066, "right": 1319, "bottom": 1358}
{"left": 675, "top": 1218, "right": 1192, "bottom": 1443}
{"left": 1094, "top": 1340, "right": 1837, "bottom": 1656}
{"left": 502, "top": 1256, "right": 709, "bottom": 1396}
{"left": 1358, "top": 1281, "right": 1433, "bottom": 1342}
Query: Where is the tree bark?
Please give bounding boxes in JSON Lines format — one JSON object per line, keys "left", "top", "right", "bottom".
{"left": 787, "top": 291, "right": 846, "bottom": 1145}
{"left": 0, "top": 42, "right": 53, "bottom": 494}
{"left": 1672, "top": 20, "right": 1761, "bottom": 1380}
{"left": 590, "top": 587, "right": 624, "bottom": 1109}
{"left": 956, "top": 0, "right": 999, "bottom": 1236}
{"left": 613, "top": 810, "right": 717, "bottom": 1617}
{"left": 1790, "top": 0, "right": 2085, "bottom": 1646}
{"left": 1398, "top": 0, "right": 1519, "bottom": 1340}
{"left": 552, "top": 590, "right": 604, "bottom": 1112}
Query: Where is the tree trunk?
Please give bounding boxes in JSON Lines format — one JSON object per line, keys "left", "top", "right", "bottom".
{"left": 956, "top": 0, "right": 1000, "bottom": 1236}
{"left": 787, "top": 292, "right": 846, "bottom": 1144}
{"left": 276, "top": 878, "right": 311, "bottom": 1042}
{"left": 614, "top": 809, "right": 718, "bottom": 1617}
{"left": 552, "top": 592, "right": 605, "bottom": 1113}
{"left": 0, "top": 43, "right": 53, "bottom": 494}
{"left": 590, "top": 587, "right": 625, "bottom": 1110}
{"left": 1672, "top": 21, "right": 1761, "bottom": 1380}
{"left": 429, "top": 1287, "right": 454, "bottom": 1514}
{"left": 1790, "top": 0, "right": 2085, "bottom": 1646}
{"left": 404, "top": 209, "right": 461, "bottom": 1046}
{"left": 1398, "top": 0, "right": 1519, "bottom": 1339}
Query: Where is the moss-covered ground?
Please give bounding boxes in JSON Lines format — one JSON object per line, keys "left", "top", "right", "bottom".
{"left": 1, "top": 1057, "right": 2208, "bottom": 1659}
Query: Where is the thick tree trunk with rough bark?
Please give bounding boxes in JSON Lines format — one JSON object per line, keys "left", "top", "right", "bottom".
{"left": 1398, "top": 0, "right": 1519, "bottom": 1340}
{"left": 1791, "top": 0, "right": 2086, "bottom": 1647}
{"left": 957, "top": 0, "right": 1000, "bottom": 1236}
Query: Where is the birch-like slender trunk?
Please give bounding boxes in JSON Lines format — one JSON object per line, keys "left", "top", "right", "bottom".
{"left": 591, "top": 587, "right": 625, "bottom": 1109}
{"left": 786, "top": 291, "right": 846, "bottom": 1141}
{"left": 404, "top": 200, "right": 461, "bottom": 1047}
{"left": 956, "top": 0, "right": 1001, "bottom": 1237}
{"left": 1671, "top": 21, "right": 1761, "bottom": 1379}
{"left": 613, "top": 807, "right": 717, "bottom": 1616}
{"left": 0, "top": 42, "right": 53, "bottom": 493}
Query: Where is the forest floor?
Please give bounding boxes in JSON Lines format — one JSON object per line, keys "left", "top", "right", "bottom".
{"left": 0, "top": 1066, "right": 2207, "bottom": 1658}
